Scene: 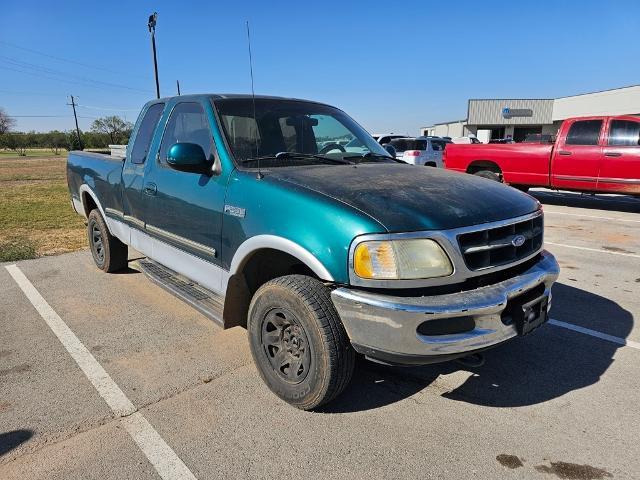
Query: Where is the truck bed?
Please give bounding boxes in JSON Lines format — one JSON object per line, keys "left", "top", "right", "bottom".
{"left": 67, "top": 150, "right": 125, "bottom": 218}
{"left": 445, "top": 143, "right": 554, "bottom": 187}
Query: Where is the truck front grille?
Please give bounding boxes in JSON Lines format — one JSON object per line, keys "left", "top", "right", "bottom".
{"left": 457, "top": 214, "right": 543, "bottom": 271}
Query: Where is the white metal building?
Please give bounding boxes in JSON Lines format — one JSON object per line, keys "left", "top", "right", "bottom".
{"left": 422, "top": 85, "right": 640, "bottom": 142}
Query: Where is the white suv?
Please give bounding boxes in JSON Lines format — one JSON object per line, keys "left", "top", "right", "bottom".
{"left": 388, "top": 136, "right": 445, "bottom": 167}
{"left": 372, "top": 133, "right": 407, "bottom": 145}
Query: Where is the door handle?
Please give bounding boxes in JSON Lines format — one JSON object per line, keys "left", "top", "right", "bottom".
{"left": 558, "top": 151, "right": 572, "bottom": 156}
{"left": 604, "top": 152, "right": 622, "bottom": 157}
{"left": 143, "top": 183, "right": 157, "bottom": 196}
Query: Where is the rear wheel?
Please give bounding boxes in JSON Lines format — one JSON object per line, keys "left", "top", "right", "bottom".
{"left": 87, "top": 209, "right": 128, "bottom": 273}
{"left": 247, "top": 275, "right": 355, "bottom": 410}
{"left": 512, "top": 185, "right": 530, "bottom": 193}
{"left": 473, "top": 170, "right": 502, "bottom": 182}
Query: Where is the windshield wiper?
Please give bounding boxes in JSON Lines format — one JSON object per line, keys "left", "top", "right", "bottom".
{"left": 342, "top": 152, "right": 394, "bottom": 163}
{"left": 238, "top": 152, "right": 353, "bottom": 165}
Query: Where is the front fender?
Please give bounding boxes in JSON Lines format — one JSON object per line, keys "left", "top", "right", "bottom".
{"left": 221, "top": 170, "right": 386, "bottom": 284}
{"left": 229, "top": 235, "right": 334, "bottom": 281}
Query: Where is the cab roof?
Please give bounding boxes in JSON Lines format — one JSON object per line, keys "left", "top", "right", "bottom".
{"left": 149, "top": 93, "right": 333, "bottom": 108}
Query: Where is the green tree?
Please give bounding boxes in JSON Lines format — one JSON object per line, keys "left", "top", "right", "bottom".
{"left": 90, "top": 115, "right": 133, "bottom": 144}
{"left": 24, "top": 131, "right": 38, "bottom": 149}
{"left": 48, "top": 131, "right": 67, "bottom": 154}
{"left": 1, "top": 133, "right": 27, "bottom": 155}
{"left": 66, "top": 130, "right": 83, "bottom": 151}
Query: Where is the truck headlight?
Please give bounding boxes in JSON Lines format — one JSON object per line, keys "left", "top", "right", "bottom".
{"left": 353, "top": 239, "right": 453, "bottom": 280}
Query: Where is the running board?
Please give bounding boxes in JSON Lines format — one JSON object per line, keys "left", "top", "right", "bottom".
{"left": 136, "top": 259, "right": 224, "bottom": 326}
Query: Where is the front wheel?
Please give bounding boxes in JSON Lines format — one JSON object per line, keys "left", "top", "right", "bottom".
{"left": 247, "top": 275, "right": 355, "bottom": 410}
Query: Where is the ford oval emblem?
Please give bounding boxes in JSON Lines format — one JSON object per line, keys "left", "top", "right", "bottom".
{"left": 512, "top": 235, "right": 526, "bottom": 247}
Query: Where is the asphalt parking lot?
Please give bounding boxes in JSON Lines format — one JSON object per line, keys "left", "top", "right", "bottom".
{"left": 1, "top": 189, "right": 639, "bottom": 480}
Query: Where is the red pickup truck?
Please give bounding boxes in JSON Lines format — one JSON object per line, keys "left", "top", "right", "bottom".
{"left": 443, "top": 115, "right": 640, "bottom": 195}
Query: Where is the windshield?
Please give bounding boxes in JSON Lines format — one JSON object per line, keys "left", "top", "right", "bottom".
{"left": 213, "top": 98, "right": 392, "bottom": 167}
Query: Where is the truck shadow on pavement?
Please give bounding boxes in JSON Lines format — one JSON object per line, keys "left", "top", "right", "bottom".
{"left": 530, "top": 190, "right": 640, "bottom": 213}
{"left": 321, "top": 282, "right": 632, "bottom": 413}
{"left": 0, "top": 430, "right": 33, "bottom": 457}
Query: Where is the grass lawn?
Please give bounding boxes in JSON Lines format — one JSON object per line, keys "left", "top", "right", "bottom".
{"left": 0, "top": 148, "right": 68, "bottom": 159}
{"left": 0, "top": 155, "right": 86, "bottom": 262}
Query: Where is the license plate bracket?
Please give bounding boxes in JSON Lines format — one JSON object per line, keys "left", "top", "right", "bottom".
{"left": 514, "top": 295, "right": 549, "bottom": 336}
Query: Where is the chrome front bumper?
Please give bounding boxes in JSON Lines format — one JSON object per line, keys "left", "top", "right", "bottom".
{"left": 331, "top": 251, "right": 560, "bottom": 365}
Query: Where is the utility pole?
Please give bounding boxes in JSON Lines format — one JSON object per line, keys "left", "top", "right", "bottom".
{"left": 148, "top": 12, "right": 160, "bottom": 99}
{"left": 67, "top": 95, "right": 83, "bottom": 150}
{"left": 176, "top": 79, "right": 181, "bottom": 95}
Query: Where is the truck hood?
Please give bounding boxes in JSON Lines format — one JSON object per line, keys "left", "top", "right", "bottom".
{"left": 267, "top": 163, "right": 540, "bottom": 232}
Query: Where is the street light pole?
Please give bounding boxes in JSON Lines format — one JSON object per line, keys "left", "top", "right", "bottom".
{"left": 148, "top": 12, "right": 160, "bottom": 99}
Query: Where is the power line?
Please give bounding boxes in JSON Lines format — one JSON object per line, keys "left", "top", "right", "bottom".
{"left": 0, "top": 40, "right": 148, "bottom": 80}
{"left": 0, "top": 64, "right": 150, "bottom": 96}
{"left": 0, "top": 56, "right": 152, "bottom": 94}
{"left": 76, "top": 104, "right": 139, "bottom": 112}
{"left": 0, "top": 89, "right": 65, "bottom": 97}
{"left": 7, "top": 115, "right": 73, "bottom": 117}
{"left": 0, "top": 90, "right": 140, "bottom": 113}
{"left": 7, "top": 115, "right": 98, "bottom": 119}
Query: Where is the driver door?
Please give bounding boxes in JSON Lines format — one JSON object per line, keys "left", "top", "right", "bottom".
{"left": 142, "top": 101, "right": 226, "bottom": 274}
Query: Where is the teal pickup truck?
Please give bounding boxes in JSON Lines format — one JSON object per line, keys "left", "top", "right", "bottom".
{"left": 67, "top": 94, "right": 559, "bottom": 409}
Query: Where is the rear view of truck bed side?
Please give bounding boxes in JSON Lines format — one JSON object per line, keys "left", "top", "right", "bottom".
{"left": 67, "top": 151, "right": 126, "bottom": 219}
{"left": 444, "top": 142, "right": 554, "bottom": 190}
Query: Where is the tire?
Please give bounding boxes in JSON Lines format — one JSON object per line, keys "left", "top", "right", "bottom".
{"left": 87, "top": 209, "right": 128, "bottom": 273}
{"left": 512, "top": 185, "right": 530, "bottom": 193}
{"left": 247, "top": 275, "right": 355, "bottom": 410}
{"left": 473, "top": 170, "right": 502, "bottom": 182}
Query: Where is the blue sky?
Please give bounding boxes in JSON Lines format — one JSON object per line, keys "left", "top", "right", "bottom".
{"left": 1, "top": 0, "right": 639, "bottom": 134}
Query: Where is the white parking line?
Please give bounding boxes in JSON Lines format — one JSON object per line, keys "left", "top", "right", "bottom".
{"left": 544, "top": 210, "right": 640, "bottom": 223}
{"left": 5, "top": 264, "right": 197, "bottom": 480}
{"left": 550, "top": 319, "right": 640, "bottom": 351}
{"left": 545, "top": 241, "right": 640, "bottom": 259}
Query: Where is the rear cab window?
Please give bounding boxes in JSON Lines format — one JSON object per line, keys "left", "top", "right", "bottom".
{"left": 565, "top": 120, "right": 603, "bottom": 146}
{"left": 608, "top": 120, "right": 640, "bottom": 146}
{"left": 130, "top": 103, "right": 164, "bottom": 164}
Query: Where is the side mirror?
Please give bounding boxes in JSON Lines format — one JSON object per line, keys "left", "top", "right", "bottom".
{"left": 166, "top": 143, "right": 210, "bottom": 174}
{"left": 382, "top": 144, "right": 396, "bottom": 158}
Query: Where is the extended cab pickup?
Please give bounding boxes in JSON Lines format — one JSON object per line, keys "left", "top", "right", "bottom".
{"left": 444, "top": 115, "right": 640, "bottom": 195}
{"left": 67, "top": 94, "right": 559, "bottom": 409}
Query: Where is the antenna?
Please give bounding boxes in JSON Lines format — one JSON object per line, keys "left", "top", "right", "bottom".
{"left": 246, "top": 20, "right": 262, "bottom": 179}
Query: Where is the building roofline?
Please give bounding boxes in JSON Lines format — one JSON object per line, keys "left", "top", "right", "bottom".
{"left": 467, "top": 98, "right": 555, "bottom": 101}
{"left": 554, "top": 83, "right": 640, "bottom": 99}
{"left": 421, "top": 119, "right": 467, "bottom": 128}
{"left": 426, "top": 85, "right": 640, "bottom": 129}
